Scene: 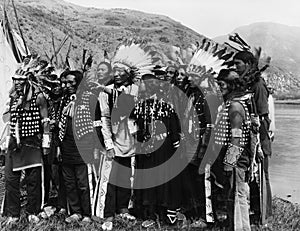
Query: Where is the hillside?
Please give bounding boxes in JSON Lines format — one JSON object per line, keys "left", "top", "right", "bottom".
{"left": 0, "top": 1, "right": 299, "bottom": 97}
{"left": 214, "top": 22, "right": 300, "bottom": 98}
{"left": 0, "top": 0, "right": 206, "bottom": 65}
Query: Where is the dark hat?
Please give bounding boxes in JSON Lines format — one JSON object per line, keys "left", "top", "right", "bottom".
{"left": 216, "top": 69, "right": 239, "bottom": 82}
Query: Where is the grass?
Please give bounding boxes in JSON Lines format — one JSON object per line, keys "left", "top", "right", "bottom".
{"left": 265, "top": 197, "right": 300, "bottom": 231}
{"left": 0, "top": 197, "right": 300, "bottom": 231}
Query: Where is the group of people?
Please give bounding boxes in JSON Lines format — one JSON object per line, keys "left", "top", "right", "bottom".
{"left": 0, "top": 38, "right": 273, "bottom": 231}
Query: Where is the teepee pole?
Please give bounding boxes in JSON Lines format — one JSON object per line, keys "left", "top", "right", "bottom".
{"left": 11, "top": 0, "right": 29, "bottom": 56}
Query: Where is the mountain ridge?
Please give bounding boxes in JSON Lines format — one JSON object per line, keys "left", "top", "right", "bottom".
{"left": 1, "top": 0, "right": 206, "bottom": 63}
{"left": 214, "top": 22, "right": 300, "bottom": 97}
{"left": 1, "top": 0, "right": 299, "bottom": 97}
{"left": 214, "top": 22, "right": 300, "bottom": 76}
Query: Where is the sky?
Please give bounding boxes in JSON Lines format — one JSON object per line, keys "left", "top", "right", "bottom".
{"left": 65, "top": 0, "right": 300, "bottom": 38}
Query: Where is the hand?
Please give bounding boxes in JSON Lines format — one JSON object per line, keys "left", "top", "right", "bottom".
{"left": 255, "top": 145, "right": 264, "bottom": 163}
{"left": 3, "top": 136, "right": 9, "bottom": 153}
{"left": 198, "top": 145, "right": 207, "bottom": 159}
{"left": 106, "top": 148, "right": 115, "bottom": 160}
{"left": 3, "top": 146, "right": 8, "bottom": 154}
{"left": 57, "top": 147, "right": 62, "bottom": 162}
{"left": 93, "top": 148, "right": 100, "bottom": 160}
{"left": 90, "top": 81, "right": 104, "bottom": 90}
{"left": 198, "top": 162, "right": 206, "bottom": 175}
{"left": 43, "top": 147, "right": 50, "bottom": 156}
{"left": 180, "top": 133, "right": 185, "bottom": 140}
{"left": 90, "top": 82, "right": 112, "bottom": 94}
{"left": 269, "top": 131, "right": 275, "bottom": 142}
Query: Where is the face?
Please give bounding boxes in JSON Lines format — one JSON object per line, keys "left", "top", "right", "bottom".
{"left": 176, "top": 68, "right": 186, "bottom": 87}
{"left": 14, "top": 79, "right": 27, "bottom": 93}
{"left": 217, "top": 80, "right": 229, "bottom": 96}
{"left": 97, "top": 63, "right": 110, "bottom": 81}
{"left": 233, "top": 59, "right": 247, "bottom": 75}
{"left": 113, "top": 66, "right": 129, "bottom": 85}
{"left": 142, "top": 79, "right": 157, "bottom": 97}
{"left": 165, "top": 66, "right": 177, "bottom": 82}
{"left": 61, "top": 75, "right": 77, "bottom": 95}
{"left": 51, "top": 84, "right": 62, "bottom": 97}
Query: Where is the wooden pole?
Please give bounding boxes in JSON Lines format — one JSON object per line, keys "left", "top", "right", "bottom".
{"left": 55, "top": 35, "right": 69, "bottom": 57}
{"left": 11, "top": 0, "right": 29, "bottom": 55}
{"left": 65, "top": 42, "right": 72, "bottom": 68}
{"left": 51, "top": 32, "right": 58, "bottom": 64}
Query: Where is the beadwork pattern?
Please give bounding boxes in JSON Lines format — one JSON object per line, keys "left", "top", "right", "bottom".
{"left": 10, "top": 92, "right": 41, "bottom": 138}
{"left": 214, "top": 99, "right": 251, "bottom": 146}
{"left": 74, "top": 91, "right": 94, "bottom": 140}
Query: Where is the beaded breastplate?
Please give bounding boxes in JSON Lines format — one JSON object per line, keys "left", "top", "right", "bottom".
{"left": 133, "top": 98, "right": 176, "bottom": 145}
{"left": 214, "top": 97, "right": 251, "bottom": 146}
{"left": 10, "top": 92, "right": 41, "bottom": 138}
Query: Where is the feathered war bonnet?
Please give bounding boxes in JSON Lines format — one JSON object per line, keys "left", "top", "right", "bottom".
{"left": 163, "top": 39, "right": 235, "bottom": 92}
{"left": 12, "top": 56, "right": 40, "bottom": 81}
{"left": 9, "top": 56, "right": 45, "bottom": 106}
{"left": 111, "top": 39, "right": 161, "bottom": 84}
{"left": 11, "top": 55, "right": 64, "bottom": 100}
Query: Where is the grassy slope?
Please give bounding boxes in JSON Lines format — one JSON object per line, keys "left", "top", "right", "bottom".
{"left": 0, "top": 0, "right": 206, "bottom": 66}
{"left": 0, "top": 0, "right": 299, "bottom": 96}
{"left": 0, "top": 198, "right": 299, "bottom": 231}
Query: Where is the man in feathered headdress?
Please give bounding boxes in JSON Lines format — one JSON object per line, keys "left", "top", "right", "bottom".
{"left": 229, "top": 34, "right": 272, "bottom": 226}
{"left": 3, "top": 57, "right": 50, "bottom": 225}
{"left": 233, "top": 50, "right": 272, "bottom": 226}
{"left": 95, "top": 39, "right": 158, "bottom": 230}
{"left": 38, "top": 70, "right": 67, "bottom": 217}
{"left": 171, "top": 63, "right": 211, "bottom": 228}
{"left": 157, "top": 40, "right": 234, "bottom": 227}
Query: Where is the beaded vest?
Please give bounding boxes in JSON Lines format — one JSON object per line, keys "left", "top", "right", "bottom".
{"left": 214, "top": 96, "right": 251, "bottom": 146}
{"left": 10, "top": 92, "right": 41, "bottom": 138}
{"left": 59, "top": 92, "right": 94, "bottom": 141}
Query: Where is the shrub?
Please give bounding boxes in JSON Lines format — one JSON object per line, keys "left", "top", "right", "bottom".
{"left": 159, "top": 36, "right": 169, "bottom": 43}
{"left": 104, "top": 20, "right": 121, "bottom": 26}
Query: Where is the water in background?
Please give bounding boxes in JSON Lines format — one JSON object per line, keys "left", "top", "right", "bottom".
{"left": 270, "top": 104, "right": 300, "bottom": 204}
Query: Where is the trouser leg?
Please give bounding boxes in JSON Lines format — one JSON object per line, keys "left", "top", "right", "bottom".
{"left": 62, "top": 164, "right": 81, "bottom": 214}
{"left": 104, "top": 183, "right": 116, "bottom": 218}
{"left": 57, "top": 164, "right": 67, "bottom": 209}
{"left": 105, "top": 156, "right": 132, "bottom": 216}
{"left": 74, "top": 164, "right": 91, "bottom": 217}
{"left": 115, "top": 157, "right": 131, "bottom": 213}
{"left": 4, "top": 153, "right": 21, "bottom": 217}
{"left": 25, "top": 167, "right": 42, "bottom": 215}
{"left": 234, "top": 168, "right": 251, "bottom": 231}
{"left": 263, "top": 156, "right": 272, "bottom": 218}
{"left": 43, "top": 162, "right": 51, "bottom": 205}
{"left": 224, "top": 170, "right": 234, "bottom": 231}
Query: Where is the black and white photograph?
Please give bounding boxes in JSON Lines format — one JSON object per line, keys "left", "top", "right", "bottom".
{"left": 0, "top": 0, "right": 299, "bottom": 230}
